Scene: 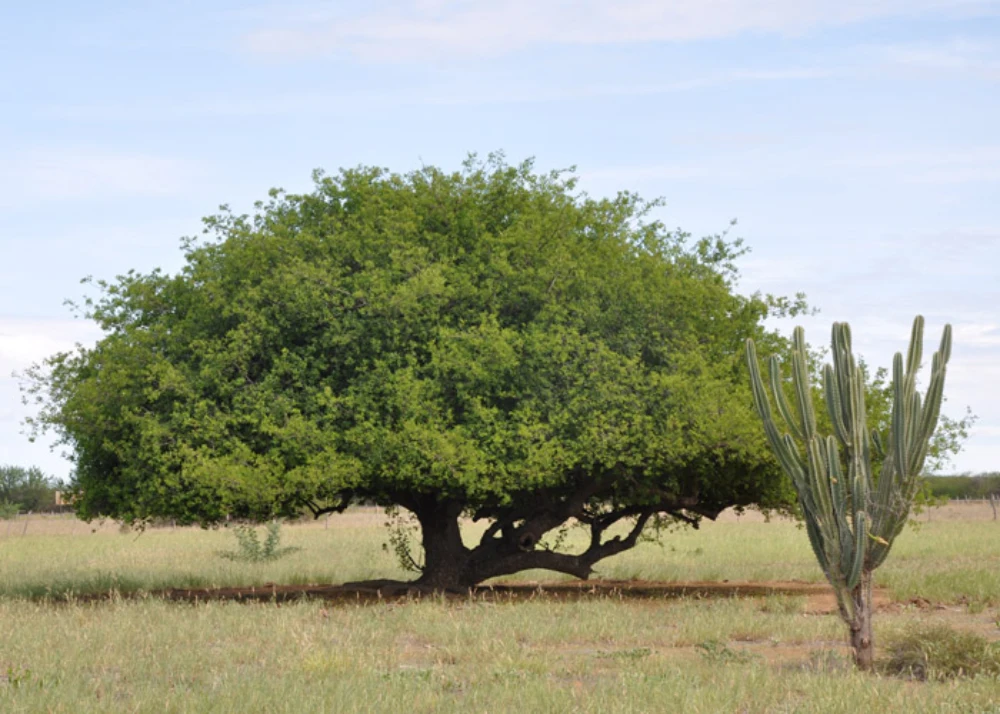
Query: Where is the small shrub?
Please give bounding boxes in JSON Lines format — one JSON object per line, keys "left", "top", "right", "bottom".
{"left": 880, "top": 624, "right": 1000, "bottom": 680}
{"left": 217, "top": 521, "right": 301, "bottom": 563}
{"left": 0, "top": 500, "right": 20, "bottom": 520}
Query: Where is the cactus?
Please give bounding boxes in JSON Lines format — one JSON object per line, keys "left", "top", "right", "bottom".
{"left": 745, "top": 316, "right": 951, "bottom": 670}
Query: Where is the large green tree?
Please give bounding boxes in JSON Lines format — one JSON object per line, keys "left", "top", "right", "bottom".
{"left": 26, "top": 155, "right": 801, "bottom": 588}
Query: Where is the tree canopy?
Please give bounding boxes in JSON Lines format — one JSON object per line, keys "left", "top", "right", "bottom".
{"left": 26, "top": 155, "right": 804, "bottom": 587}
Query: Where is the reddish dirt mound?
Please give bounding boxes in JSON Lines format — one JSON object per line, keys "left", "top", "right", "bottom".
{"left": 145, "top": 579, "right": 889, "bottom": 613}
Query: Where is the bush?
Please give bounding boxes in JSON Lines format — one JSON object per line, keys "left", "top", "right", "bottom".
{"left": 880, "top": 624, "right": 1000, "bottom": 680}
{"left": 216, "top": 521, "right": 301, "bottom": 563}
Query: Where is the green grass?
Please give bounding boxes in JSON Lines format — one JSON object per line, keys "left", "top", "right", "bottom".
{"left": 0, "top": 507, "right": 998, "bottom": 712}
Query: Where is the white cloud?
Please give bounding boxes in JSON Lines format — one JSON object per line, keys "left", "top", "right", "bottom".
{"left": 242, "top": 0, "right": 1000, "bottom": 61}
{"left": 0, "top": 148, "right": 204, "bottom": 204}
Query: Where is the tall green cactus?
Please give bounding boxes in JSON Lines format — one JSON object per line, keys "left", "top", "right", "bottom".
{"left": 745, "top": 316, "right": 951, "bottom": 670}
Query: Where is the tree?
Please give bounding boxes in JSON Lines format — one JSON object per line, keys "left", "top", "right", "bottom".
{"left": 746, "top": 317, "right": 952, "bottom": 670}
{"left": 25, "top": 155, "right": 801, "bottom": 589}
{"left": 0, "top": 465, "right": 58, "bottom": 512}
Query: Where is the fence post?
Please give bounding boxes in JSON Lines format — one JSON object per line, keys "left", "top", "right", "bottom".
{"left": 21, "top": 511, "right": 32, "bottom": 536}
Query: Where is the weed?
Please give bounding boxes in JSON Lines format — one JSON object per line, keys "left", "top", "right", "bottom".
{"left": 1, "top": 665, "right": 42, "bottom": 690}
{"left": 695, "top": 639, "right": 759, "bottom": 664}
{"left": 216, "top": 521, "right": 301, "bottom": 563}
{"left": 381, "top": 506, "right": 423, "bottom": 573}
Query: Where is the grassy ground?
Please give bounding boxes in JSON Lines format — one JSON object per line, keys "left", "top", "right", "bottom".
{"left": 2, "top": 503, "right": 998, "bottom": 603}
{"left": 0, "top": 503, "right": 998, "bottom": 712}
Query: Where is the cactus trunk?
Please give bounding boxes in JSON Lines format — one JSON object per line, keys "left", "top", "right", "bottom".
{"left": 746, "top": 316, "right": 951, "bottom": 672}
{"left": 847, "top": 570, "right": 874, "bottom": 670}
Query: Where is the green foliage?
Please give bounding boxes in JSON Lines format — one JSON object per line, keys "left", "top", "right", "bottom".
{"left": 381, "top": 506, "right": 423, "bottom": 573}
{"left": 216, "top": 521, "right": 300, "bottom": 563}
{"left": 881, "top": 624, "right": 1000, "bottom": 681}
{"left": 0, "top": 499, "right": 20, "bottom": 520}
{"left": 0, "top": 466, "right": 58, "bottom": 512}
{"left": 24, "top": 154, "right": 804, "bottom": 583}
{"left": 911, "top": 480, "right": 949, "bottom": 523}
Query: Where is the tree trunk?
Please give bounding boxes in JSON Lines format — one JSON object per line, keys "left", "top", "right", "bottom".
{"left": 990, "top": 494, "right": 997, "bottom": 521}
{"left": 849, "top": 570, "right": 875, "bottom": 672}
{"left": 402, "top": 499, "right": 658, "bottom": 591}
{"left": 411, "top": 503, "right": 594, "bottom": 589}
{"left": 413, "top": 501, "right": 472, "bottom": 590}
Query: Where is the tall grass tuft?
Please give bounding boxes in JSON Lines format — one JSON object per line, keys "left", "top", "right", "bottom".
{"left": 880, "top": 623, "right": 1000, "bottom": 681}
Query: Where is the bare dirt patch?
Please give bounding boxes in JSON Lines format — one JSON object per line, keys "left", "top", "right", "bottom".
{"left": 128, "top": 578, "right": 891, "bottom": 613}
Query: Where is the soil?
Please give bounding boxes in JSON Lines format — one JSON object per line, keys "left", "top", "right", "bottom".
{"left": 131, "top": 579, "right": 892, "bottom": 614}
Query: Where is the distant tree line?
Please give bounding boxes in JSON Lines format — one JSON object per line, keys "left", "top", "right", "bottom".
{"left": 0, "top": 465, "right": 62, "bottom": 515}
{"left": 923, "top": 473, "right": 1000, "bottom": 500}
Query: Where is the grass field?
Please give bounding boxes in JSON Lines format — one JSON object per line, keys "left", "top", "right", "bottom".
{"left": 0, "top": 503, "right": 998, "bottom": 712}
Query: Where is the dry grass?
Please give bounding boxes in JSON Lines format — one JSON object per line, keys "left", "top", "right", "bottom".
{"left": 0, "top": 503, "right": 997, "bottom": 712}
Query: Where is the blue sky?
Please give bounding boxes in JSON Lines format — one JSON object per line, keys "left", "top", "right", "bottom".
{"left": 2, "top": 0, "right": 998, "bottom": 479}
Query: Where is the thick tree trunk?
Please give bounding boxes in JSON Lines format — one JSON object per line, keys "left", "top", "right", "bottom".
{"left": 849, "top": 570, "right": 875, "bottom": 672}
{"left": 412, "top": 506, "right": 595, "bottom": 589}
{"left": 408, "top": 499, "right": 657, "bottom": 590}
{"left": 413, "top": 501, "right": 471, "bottom": 590}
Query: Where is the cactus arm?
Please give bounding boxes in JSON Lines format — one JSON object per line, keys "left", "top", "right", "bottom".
{"left": 824, "top": 365, "right": 850, "bottom": 446}
{"left": 791, "top": 328, "right": 818, "bottom": 442}
{"left": 870, "top": 430, "right": 885, "bottom": 460}
{"left": 770, "top": 357, "right": 804, "bottom": 441}
{"left": 904, "top": 316, "right": 924, "bottom": 393}
{"left": 846, "top": 510, "right": 868, "bottom": 590}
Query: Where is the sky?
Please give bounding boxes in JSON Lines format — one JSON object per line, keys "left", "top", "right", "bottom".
{"left": 1, "top": 0, "right": 998, "bottom": 480}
